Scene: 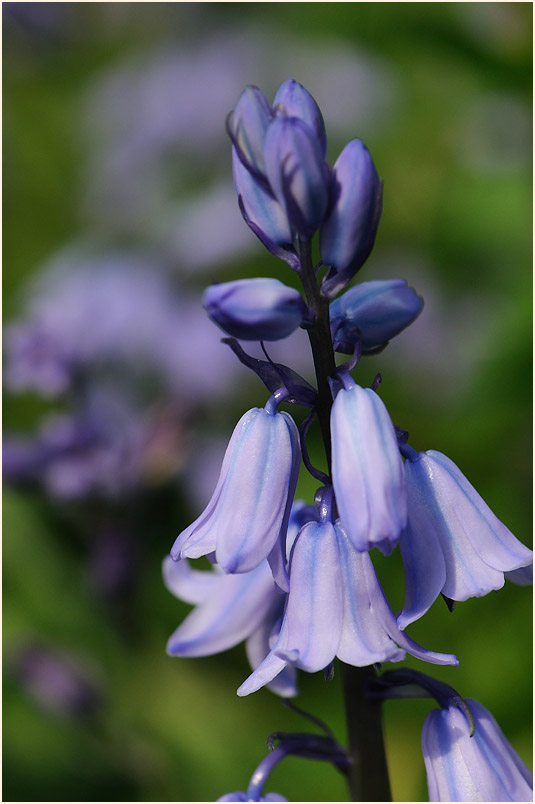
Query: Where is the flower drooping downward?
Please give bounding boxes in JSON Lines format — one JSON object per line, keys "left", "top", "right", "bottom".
{"left": 398, "top": 448, "right": 533, "bottom": 628}
{"left": 170, "top": 392, "right": 300, "bottom": 591}
{"left": 423, "top": 698, "right": 533, "bottom": 801}
{"left": 330, "top": 370, "right": 407, "bottom": 555}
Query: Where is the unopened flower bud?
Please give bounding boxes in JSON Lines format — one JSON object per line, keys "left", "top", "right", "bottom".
{"left": 320, "top": 139, "right": 382, "bottom": 297}
{"left": 330, "top": 279, "right": 423, "bottom": 353}
{"left": 203, "top": 278, "right": 306, "bottom": 342}
{"left": 227, "top": 85, "right": 272, "bottom": 183}
{"left": 273, "top": 78, "right": 327, "bottom": 156}
{"left": 264, "top": 116, "right": 330, "bottom": 238}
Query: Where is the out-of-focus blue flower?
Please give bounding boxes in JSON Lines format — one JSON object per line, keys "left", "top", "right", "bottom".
{"left": 422, "top": 697, "right": 533, "bottom": 801}
{"left": 4, "top": 321, "right": 75, "bottom": 397}
{"left": 163, "top": 556, "right": 297, "bottom": 698}
{"left": 398, "top": 449, "right": 533, "bottom": 629}
{"left": 171, "top": 399, "right": 300, "bottom": 591}
{"left": 4, "top": 392, "right": 186, "bottom": 502}
{"left": 319, "top": 139, "right": 383, "bottom": 297}
{"left": 203, "top": 278, "right": 307, "bottom": 341}
{"left": 226, "top": 85, "right": 272, "bottom": 184}
{"left": 238, "top": 488, "right": 457, "bottom": 696}
{"left": 264, "top": 116, "right": 330, "bottom": 238}
{"left": 330, "top": 372, "right": 406, "bottom": 555}
{"left": 329, "top": 279, "right": 423, "bottom": 354}
{"left": 10, "top": 641, "right": 102, "bottom": 720}
{"left": 272, "top": 78, "right": 327, "bottom": 156}
{"left": 3, "top": 250, "right": 239, "bottom": 404}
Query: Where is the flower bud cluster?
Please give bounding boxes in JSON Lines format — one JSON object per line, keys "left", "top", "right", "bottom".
{"left": 228, "top": 79, "right": 382, "bottom": 295}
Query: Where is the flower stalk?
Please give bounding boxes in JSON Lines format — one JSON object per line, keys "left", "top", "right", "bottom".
{"left": 297, "top": 237, "right": 391, "bottom": 802}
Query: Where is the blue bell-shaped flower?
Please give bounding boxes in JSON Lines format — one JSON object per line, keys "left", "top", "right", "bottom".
{"left": 237, "top": 488, "right": 457, "bottom": 696}
{"left": 423, "top": 698, "right": 533, "bottom": 801}
{"left": 398, "top": 449, "right": 533, "bottom": 629}
{"left": 330, "top": 372, "right": 407, "bottom": 555}
{"left": 329, "top": 279, "right": 423, "bottom": 354}
{"left": 170, "top": 398, "right": 300, "bottom": 591}
{"left": 203, "top": 278, "right": 307, "bottom": 341}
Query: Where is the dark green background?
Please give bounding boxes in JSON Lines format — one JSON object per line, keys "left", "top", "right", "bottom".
{"left": 3, "top": 3, "right": 532, "bottom": 801}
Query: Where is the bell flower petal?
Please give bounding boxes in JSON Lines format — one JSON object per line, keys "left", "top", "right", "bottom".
{"left": 399, "top": 450, "right": 533, "bottom": 625}
{"left": 164, "top": 557, "right": 279, "bottom": 658}
{"left": 171, "top": 405, "right": 300, "bottom": 589}
{"left": 329, "top": 279, "right": 423, "bottom": 354}
{"left": 331, "top": 378, "right": 406, "bottom": 555}
{"left": 245, "top": 616, "right": 298, "bottom": 699}
{"left": 227, "top": 85, "right": 272, "bottom": 183}
{"left": 274, "top": 520, "right": 344, "bottom": 673}
{"left": 264, "top": 116, "right": 330, "bottom": 238}
{"left": 422, "top": 698, "right": 533, "bottom": 802}
{"left": 272, "top": 78, "right": 327, "bottom": 156}
{"left": 203, "top": 278, "right": 306, "bottom": 342}
{"left": 320, "top": 139, "right": 383, "bottom": 297}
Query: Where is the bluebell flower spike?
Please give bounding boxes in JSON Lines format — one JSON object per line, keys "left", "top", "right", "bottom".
{"left": 423, "top": 698, "right": 533, "bottom": 801}
{"left": 329, "top": 279, "right": 424, "bottom": 354}
{"left": 203, "top": 278, "right": 307, "bottom": 342}
{"left": 330, "top": 369, "right": 407, "bottom": 555}
{"left": 398, "top": 449, "right": 533, "bottom": 629}
{"left": 320, "top": 139, "right": 383, "bottom": 298}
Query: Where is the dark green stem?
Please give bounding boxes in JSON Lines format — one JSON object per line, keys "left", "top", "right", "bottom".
{"left": 297, "top": 238, "right": 391, "bottom": 802}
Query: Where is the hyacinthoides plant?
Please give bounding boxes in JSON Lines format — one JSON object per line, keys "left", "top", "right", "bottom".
{"left": 164, "top": 80, "right": 533, "bottom": 801}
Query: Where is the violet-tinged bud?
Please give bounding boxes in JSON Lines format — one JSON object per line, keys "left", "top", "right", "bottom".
{"left": 423, "top": 698, "right": 533, "bottom": 801}
{"left": 329, "top": 279, "right": 423, "bottom": 354}
{"left": 264, "top": 116, "right": 330, "bottom": 238}
{"left": 398, "top": 449, "right": 533, "bottom": 629}
{"left": 320, "top": 139, "right": 383, "bottom": 298}
{"left": 232, "top": 148, "right": 299, "bottom": 268}
{"left": 203, "top": 278, "right": 307, "bottom": 342}
{"left": 170, "top": 401, "right": 300, "bottom": 591}
{"left": 227, "top": 85, "right": 272, "bottom": 183}
{"left": 272, "top": 78, "right": 327, "bottom": 156}
{"left": 330, "top": 373, "right": 407, "bottom": 555}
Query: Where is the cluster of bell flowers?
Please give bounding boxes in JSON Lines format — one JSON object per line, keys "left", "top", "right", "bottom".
{"left": 164, "top": 79, "right": 532, "bottom": 800}
{"left": 167, "top": 75, "right": 532, "bottom": 694}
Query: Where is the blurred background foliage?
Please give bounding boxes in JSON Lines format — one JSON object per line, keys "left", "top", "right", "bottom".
{"left": 3, "top": 3, "right": 532, "bottom": 801}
